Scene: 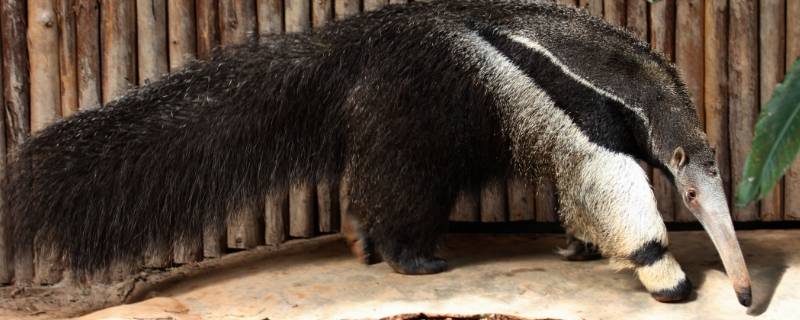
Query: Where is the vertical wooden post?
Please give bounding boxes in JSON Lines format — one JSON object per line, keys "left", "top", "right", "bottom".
{"left": 480, "top": 177, "right": 508, "bottom": 222}
{"left": 196, "top": 0, "right": 220, "bottom": 60}
{"left": 137, "top": 0, "right": 168, "bottom": 86}
{"left": 507, "top": 177, "right": 535, "bottom": 221}
{"left": 335, "top": 0, "right": 360, "bottom": 19}
{"left": 167, "top": 0, "right": 203, "bottom": 264}
{"left": 311, "top": 2, "right": 338, "bottom": 233}
{"left": 101, "top": 0, "right": 136, "bottom": 103}
{"left": 674, "top": 0, "right": 704, "bottom": 222}
{"left": 312, "top": 0, "right": 333, "bottom": 28}
{"left": 556, "top": 0, "right": 578, "bottom": 7}
{"left": 219, "top": 0, "right": 258, "bottom": 45}
{"left": 29, "top": 0, "right": 66, "bottom": 286}
{"left": 625, "top": 0, "right": 647, "bottom": 41}
{"left": 728, "top": 0, "right": 759, "bottom": 221}
{"left": 220, "top": 0, "right": 262, "bottom": 249}
{"left": 29, "top": 0, "right": 62, "bottom": 132}
{"left": 785, "top": 0, "right": 800, "bottom": 220}
{"left": 578, "top": 0, "right": 602, "bottom": 18}
{"left": 364, "top": 0, "right": 387, "bottom": 12}
{"left": 136, "top": 0, "right": 172, "bottom": 268}
{"left": 704, "top": 0, "right": 731, "bottom": 214}
{"left": 97, "top": 0, "right": 137, "bottom": 283}
{"left": 2, "top": 0, "right": 31, "bottom": 285}
{"left": 0, "top": 25, "right": 8, "bottom": 285}
{"left": 58, "top": 0, "right": 79, "bottom": 117}
{"left": 168, "top": 0, "right": 197, "bottom": 71}
{"left": 758, "top": 0, "right": 786, "bottom": 222}
{"left": 284, "top": 1, "right": 315, "bottom": 239}
{"left": 285, "top": 1, "right": 310, "bottom": 35}
{"left": 257, "top": 0, "right": 284, "bottom": 34}
{"left": 603, "top": 0, "right": 625, "bottom": 26}
{"left": 649, "top": 0, "right": 676, "bottom": 223}
{"left": 534, "top": 180, "right": 557, "bottom": 222}
{"left": 265, "top": 189, "right": 289, "bottom": 245}
{"left": 76, "top": 0, "right": 101, "bottom": 110}
{"left": 289, "top": 183, "right": 316, "bottom": 237}
{"left": 450, "top": 189, "right": 480, "bottom": 222}
{"left": 196, "top": 0, "right": 225, "bottom": 258}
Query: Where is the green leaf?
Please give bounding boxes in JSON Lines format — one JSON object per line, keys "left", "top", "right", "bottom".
{"left": 735, "top": 58, "right": 800, "bottom": 206}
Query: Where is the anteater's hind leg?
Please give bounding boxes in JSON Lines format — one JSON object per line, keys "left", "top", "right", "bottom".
{"left": 347, "top": 170, "right": 455, "bottom": 275}
{"left": 557, "top": 233, "right": 602, "bottom": 261}
{"left": 558, "top": 152, "right": 692, "bottom": 302}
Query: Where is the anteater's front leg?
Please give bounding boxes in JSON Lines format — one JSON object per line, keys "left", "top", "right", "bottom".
{"left": 558, "top": 152, "right": 692, "bottom": 302}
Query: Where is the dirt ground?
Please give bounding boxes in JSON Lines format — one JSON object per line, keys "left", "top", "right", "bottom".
{"left": 1, "top": 230, "right": 798, "bottom": 320}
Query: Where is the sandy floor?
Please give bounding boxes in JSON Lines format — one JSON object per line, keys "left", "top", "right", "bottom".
{"left": 69, "top": 230, "right": 798, "bottom": 320}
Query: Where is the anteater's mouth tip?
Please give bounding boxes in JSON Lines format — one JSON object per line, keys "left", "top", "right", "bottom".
{"left": 736, "top": 287, "right": 752, "bottom": 307}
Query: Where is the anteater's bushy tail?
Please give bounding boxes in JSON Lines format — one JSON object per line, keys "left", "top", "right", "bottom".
{"left": 3, "top": 35, "right": 349, "bottom": 275}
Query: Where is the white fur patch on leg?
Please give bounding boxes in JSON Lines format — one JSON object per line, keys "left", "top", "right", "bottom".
{"left": 635, "top": 252, "right": 686, "bottom": 292}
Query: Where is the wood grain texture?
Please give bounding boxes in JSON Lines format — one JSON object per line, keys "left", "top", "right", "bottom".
{"left": 196, "top": 0, "right": 220, "bottom": 59}
{"left": 481, "top": 178, "right": 508, "bottom": 222}
{"left": 450, "top": 188, "right": 480, "bottom": 222}
{"left": 100, "top": 0, "right": 136, "bottom": 103}
{"left": 289, "top": 182, "right": 316, "bottom": 237}
{"left": 674, "top": 0, "right": 704, "bottom": 222}
{"left": 28, "top": 0, "right": 62, "bottom": 133}
{"left": 172, "top": 0, "right": 201, "bottom": 261}
{"left": 785, "top": 0, "right": 800, "bottom": 220}
{"left": 704, "top": 0, "right": 732, "bottom": 214}
{"left": 57, "top": 0, "right": 79, "bottom": 117}
{"left": 535, "top": 180, "right": 557, "bottom": 222}
{"left": 650, "top": 0, "right": 676, "bottom": 222}
{"left": 220, "top": 0, "right": 257, "bottom": 45}
{"left": 137, "top": 0, "right": 168, "bottom": 85}
{"left": 28, "top": 0, "right": 65, "bottom": 285}
{"left": 257, "top": 0, "right": 283, "bottom": 34}
{"left": 316, "top": 180, "right": 339, "bottom": 233}
{"left": 758, "top": 0, "right": 786, "bottom": 221}
{"left": 312, "top": 0, "right": 333, "bottom": 28}
{"left": 335, "top": 0, "right": 359, "bottom": 20}
{"left": 285, "top": 0, "right": 311, "bottom": 33}
{"left": 75, "top": 0, "right": 101, "bottom": 110}
{"left": 388, "top": 0, "right": 407, "bottom": 4}
{"left": 2, "top": 0, "right": 31, "bottom": 285}
{"left": 0, "top": 28, "right": 7, "bottom": 285}
{"left": 507, "top": 177, "right": 535, "bottom": 221}
{"left": 602, "top": 0, "right": 624, "bottom": 26}
{"left": 578, "top": 0, "right": 602, "bottom": 18}
{"left": 196, "top": 0, "right": 224, "bottom": 258}
{"left": 556, "top": 0, "right": 577, "bottom": 7}
{"left": 364, "top": 0, "right": 388, "bottom": 12}
{"left": 728, "top": 0, "right": 759, "bottom": 221}
{"left": 284, "top": 1, "right": 315, "bottom": 238}
{"left": 265, "top": 189, "right": 290, "bottom": 244}
{"left": 625, "top": 0, "right": 647, "bottom": 41}
{"left": 168, "top": 0, "right": 196, "bottom": 71}
{"left": 220, "top": 0, "right": 262, "bottom": 250}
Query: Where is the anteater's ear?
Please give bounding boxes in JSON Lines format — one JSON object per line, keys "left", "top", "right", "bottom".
{"left": 670, "top": 146, "right": 686, "bottom": 169}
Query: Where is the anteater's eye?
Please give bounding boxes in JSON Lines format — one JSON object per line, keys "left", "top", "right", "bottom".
{"left": 686, "top": 189, "right": 697, "bottom": 202}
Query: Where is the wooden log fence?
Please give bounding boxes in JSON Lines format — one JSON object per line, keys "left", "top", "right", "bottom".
{"left": 0, "top": 0, "right": 798, "bottom": 286}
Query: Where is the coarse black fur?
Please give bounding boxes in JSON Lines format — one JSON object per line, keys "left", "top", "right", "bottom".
{"left": 4, "top": 0, "right": 703, "bottom": 276}
{"left": 628, "top": 240, "right": 668, "bottom": 267}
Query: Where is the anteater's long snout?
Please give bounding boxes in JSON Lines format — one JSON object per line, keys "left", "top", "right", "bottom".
{"left": 693, "top": 195, "right": 752, "bottom": 307}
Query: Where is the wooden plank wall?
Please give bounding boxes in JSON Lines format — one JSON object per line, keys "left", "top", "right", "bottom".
{"left": 0, "top": 0, "right": 798, "bottom": 285}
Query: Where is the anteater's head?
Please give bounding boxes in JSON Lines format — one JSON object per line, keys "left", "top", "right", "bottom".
{"left": 645, "top": 63, "right": 752, "bottom": 307}
{"left": 665, "top": 142, "right": 752, "bottom": 307}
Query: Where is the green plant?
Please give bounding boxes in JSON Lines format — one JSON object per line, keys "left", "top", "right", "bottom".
{"left": 735, "top": 58, "right": 800, "bottom": 206}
